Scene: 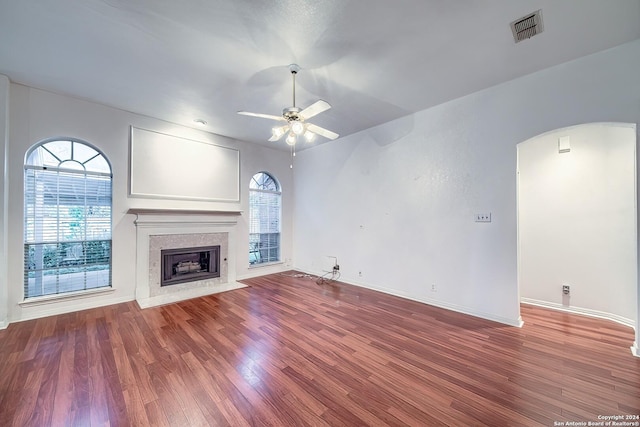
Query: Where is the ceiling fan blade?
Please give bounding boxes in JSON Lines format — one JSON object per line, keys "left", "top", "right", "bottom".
{"left": 306, "top": 123, "right": 339, "bottom": 140}
{"left": 299, "top": 100, "right": 331, "bottom": 120}
{"left": 238, "top": 111, "right": 286, "bottom": 121}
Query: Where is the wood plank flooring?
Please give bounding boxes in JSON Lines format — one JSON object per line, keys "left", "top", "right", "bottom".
{"left": 0, "top": 271, "right": 638, "bottom": 426}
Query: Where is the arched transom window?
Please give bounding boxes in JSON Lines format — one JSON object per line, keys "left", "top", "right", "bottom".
{"left": 249, "top": 172, "right": 281, "bottom": 265}
{"left": 24, "top": 139, "right": 112, "bottom": 298}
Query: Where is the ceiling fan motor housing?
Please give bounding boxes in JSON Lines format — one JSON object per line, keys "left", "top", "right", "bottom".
{"left": 283, "top": 107, "right": 302, "bottom": 122}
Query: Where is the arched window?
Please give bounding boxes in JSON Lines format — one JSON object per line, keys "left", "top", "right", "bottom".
{"left": 24, "top": 138, "right": 112, "bottom": 298}
{"left": 249, "top": 172, "right": 281, "bottom": 265}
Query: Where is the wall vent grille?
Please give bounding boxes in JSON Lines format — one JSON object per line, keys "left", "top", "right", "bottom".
{"left": 511, "top": 10, "right": 544, "bottom": 43}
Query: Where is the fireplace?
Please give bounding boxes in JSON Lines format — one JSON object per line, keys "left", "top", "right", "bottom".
{"left": 131, "top": 210, "right": 246, "bottom": 308}
{"left": 161, "top": 245, "right": 220, "bottom": 287}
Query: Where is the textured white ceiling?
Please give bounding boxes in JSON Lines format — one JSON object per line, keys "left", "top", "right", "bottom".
{"left": 0, "top": 0, "right": 639, "bottom": 150}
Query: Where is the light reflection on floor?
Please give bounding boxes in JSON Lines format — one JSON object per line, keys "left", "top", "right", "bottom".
{"left": 237, "top": 357, "right": 262, "bottom": 387}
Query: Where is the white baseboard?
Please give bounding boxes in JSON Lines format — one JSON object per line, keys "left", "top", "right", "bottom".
{"left": 136, "top": 281, "right": 246, "bottom": 309}
{"left": 632, "top": 342, "right": 639, "bottom": 358}
{"left": 12, "top": 292, "right": 134, "bottom": 325}
{"left": 237, "top": 263, "right": 291, "bottom": 281}
{"left": 295, "top": 268, "right": 523, "bottom": 328}
{"left": 520, "top": 298, "right": 635, "bottom": 330}
{"left": 5, "top": 281, "right": 248, "bottom": 327}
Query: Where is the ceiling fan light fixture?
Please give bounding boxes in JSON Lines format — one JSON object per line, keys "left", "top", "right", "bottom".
{"left": 271, "top": 126, "right": 286, "bottom": 139}
{"left": 290, "top": 121, "right": 305, "bottom": 135}
{"left": 286, "top": 132, "right": 297, "bottom": 146}
{"left": 304, "top": 130, "right": 316, "bottom": 142}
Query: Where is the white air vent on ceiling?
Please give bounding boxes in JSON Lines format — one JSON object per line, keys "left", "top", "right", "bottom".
{"left": 510, "top": 9, "right": 544, "bottom": 43}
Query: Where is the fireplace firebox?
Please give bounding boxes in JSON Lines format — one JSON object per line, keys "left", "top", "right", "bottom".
{"left": 161, "top": 245, "right": 220, "bottom": 287}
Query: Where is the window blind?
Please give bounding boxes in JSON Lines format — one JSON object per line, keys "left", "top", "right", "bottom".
{"left": 24, "top": 166, "right": 112, "bottom": 298}
{"left": 249, "top": 176, "right": 281, "bottom": 265}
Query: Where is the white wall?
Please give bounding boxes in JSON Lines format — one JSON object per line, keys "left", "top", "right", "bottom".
{"left": 0, "top": 75, "right": 9, "bottom": 328}
{"left": 518, "top": 123, "right": 636, "bottom": 325}
{"left": 293, "top": 39, "right": 640, "bottom": 328}
{"left": 3, "top": 83, "right": 293, "bottom": 325}
{"left": 2, "top": 41, "right": 639, "bottom": 349}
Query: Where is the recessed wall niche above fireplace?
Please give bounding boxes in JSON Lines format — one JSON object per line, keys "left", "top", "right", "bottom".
{"left": 161, "top": 245, "right": 220, "bottom": 287}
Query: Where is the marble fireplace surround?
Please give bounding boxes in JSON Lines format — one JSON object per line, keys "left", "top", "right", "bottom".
{"left": 131, "top": 209, "right": 246, "bottom": 308}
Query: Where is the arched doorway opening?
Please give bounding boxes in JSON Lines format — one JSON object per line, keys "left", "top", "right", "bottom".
{"left": 517, "top": 122, "right": 638, "bottom": 355}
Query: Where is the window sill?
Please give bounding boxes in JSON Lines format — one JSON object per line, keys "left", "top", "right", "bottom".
{"left": 19, "top": 287, "right": 115, "bottom": 307}
{"left": 249, "top": 261, "right": 284, "bottom": 269}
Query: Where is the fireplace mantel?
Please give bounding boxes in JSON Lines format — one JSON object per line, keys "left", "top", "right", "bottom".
{"left": 128, "top": 208, "right": 243, "bottom": 216}
{"left": 130, "top": 208, "right": 242, "bottom": 230}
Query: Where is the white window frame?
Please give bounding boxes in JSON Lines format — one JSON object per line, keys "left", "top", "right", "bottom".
{"left": 249, "top": 172, "right": 281, "bottom": 266}
{"left": 23, "top": 138, "right": 113, "bottom": 301}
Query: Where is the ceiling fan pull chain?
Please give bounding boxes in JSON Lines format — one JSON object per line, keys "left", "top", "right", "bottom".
{"left": 290, "top": 140, "right": 295, "bottom": 169}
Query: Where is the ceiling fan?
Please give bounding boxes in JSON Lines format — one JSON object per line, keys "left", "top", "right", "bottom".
{"left": 238, "top": 64, "right": 339, "bottom": 146}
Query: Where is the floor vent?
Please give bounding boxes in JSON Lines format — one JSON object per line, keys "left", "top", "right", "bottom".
{"left": 510, "top": 10, "right": 544, "bottom": 43}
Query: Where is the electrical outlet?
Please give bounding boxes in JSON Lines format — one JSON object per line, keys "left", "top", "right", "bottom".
{"left": 358, "top": 271, "right": 363, "bottom": 277}
{"left": 431, "top": 283, "right": 437, "bottom": 292}
{"left": 562, "top": 285, "right": 570, "bottom": 295}
{"left": 475, "top": 213, "right": 492, "bottom": 222}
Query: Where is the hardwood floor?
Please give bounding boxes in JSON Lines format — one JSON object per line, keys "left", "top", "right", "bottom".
{"left": 0, "top": 271, "right": 638, "bottom": 426}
